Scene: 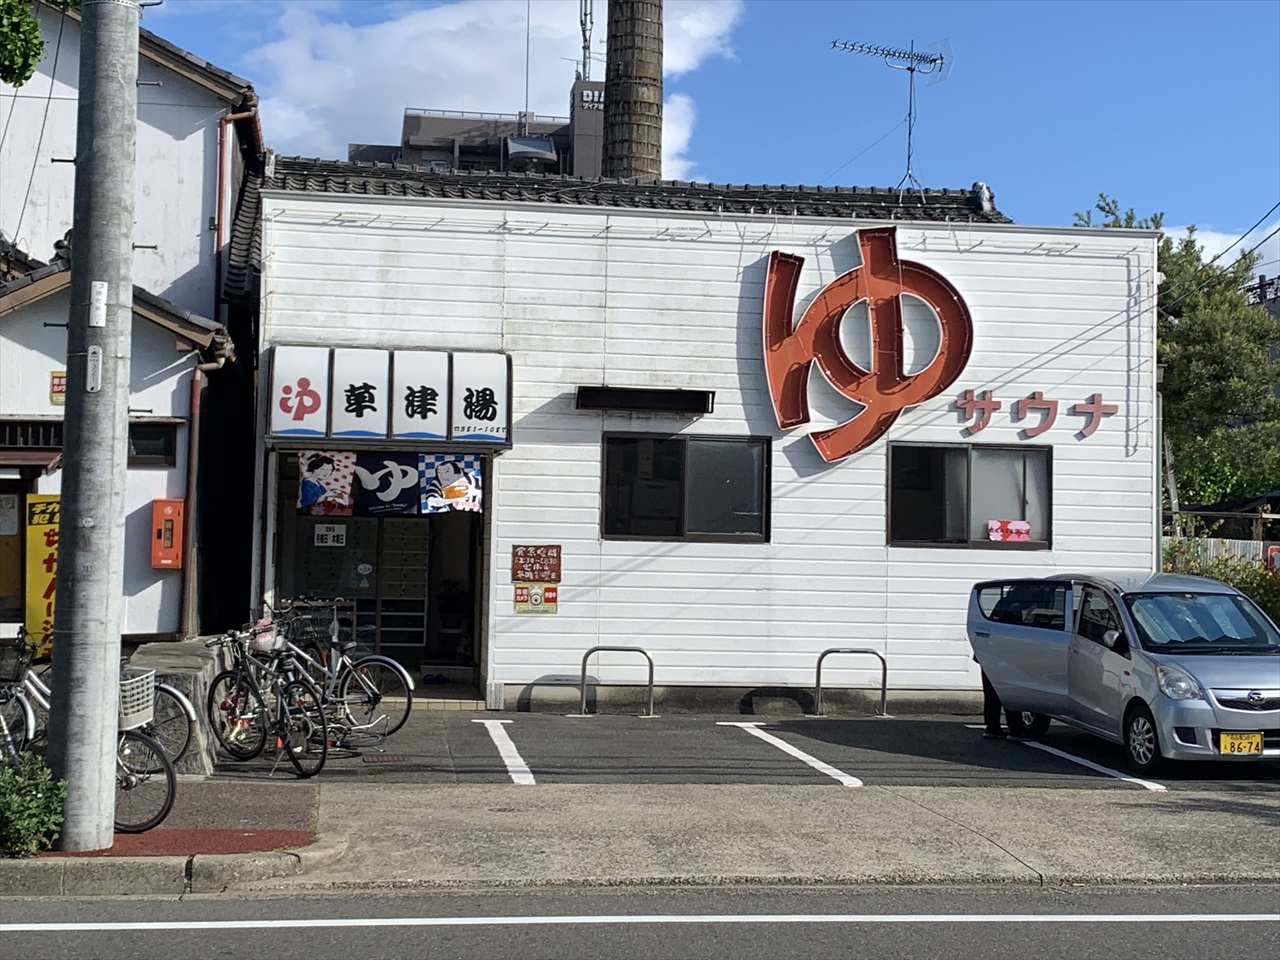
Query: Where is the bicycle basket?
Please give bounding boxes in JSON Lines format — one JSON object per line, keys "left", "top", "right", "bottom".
{"left": 118, "top": 668, "right": 155, "bottom": 731}
{"left": 0, "top": 636, "right": 35, "bottom": 683}
{"left": 248, "top": 618, "right": 286, "bottom": 653}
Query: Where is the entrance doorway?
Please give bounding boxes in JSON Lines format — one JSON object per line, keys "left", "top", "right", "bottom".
{"left": 275, "top": 455, "right": 482, "bottom": 681}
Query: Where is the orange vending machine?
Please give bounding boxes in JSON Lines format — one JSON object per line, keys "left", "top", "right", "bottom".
{"left": 150, "top": 499, "right": 184, "bottom": 569}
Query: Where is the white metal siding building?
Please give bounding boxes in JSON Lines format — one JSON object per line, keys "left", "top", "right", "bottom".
{"left": 252, "top": 179, "right": 1158, "bottom": 704}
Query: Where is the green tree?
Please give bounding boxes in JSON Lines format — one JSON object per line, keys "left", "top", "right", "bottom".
{"left": 1075, "top": 194, "right": 1280, "bottom": 506}
{"left": 0, "top": 0, "right": 77, "bottom": 89}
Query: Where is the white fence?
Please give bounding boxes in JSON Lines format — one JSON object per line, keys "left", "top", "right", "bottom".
{"left": 1167, "top": 537, "right": 1278, "bottom": 564}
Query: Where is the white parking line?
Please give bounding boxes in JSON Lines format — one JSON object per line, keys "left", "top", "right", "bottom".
{"left": 717, "top": 721, "right": 863, "bottom": 787}
{"left": 963, "top": 725, "right": 1166, "bottom": 792}
{"left": 471, "top": 719, "right": 535, "bottom": 785}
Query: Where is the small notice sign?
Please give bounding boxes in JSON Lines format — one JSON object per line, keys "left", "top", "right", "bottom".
{"left": 49, "top": 371, "right": 66, "bottom": 406}
{"left": 514, "top": 583, "right": 557, "bottom": 614}
{"left": 314, "top": 523, "right": 347, "bottom": 547}
{"left": 512, "top": 544, "right": 561, "bottom": 583}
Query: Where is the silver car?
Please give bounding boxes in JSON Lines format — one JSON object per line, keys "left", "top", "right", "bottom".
{"left": 967, "top": 572, "right": 1280, "bottom": 772}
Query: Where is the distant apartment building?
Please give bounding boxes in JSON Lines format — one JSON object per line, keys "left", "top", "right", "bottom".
{"left": 350, "top": 80, "right": 605, "bottom": 177}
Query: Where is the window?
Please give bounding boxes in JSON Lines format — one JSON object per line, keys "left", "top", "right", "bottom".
{"left": 977, "top": 581, "right": 1068, "bottom": 630}
{"left": 602, "top": 434, "right": 769, "bottom": 541}
{"left": 888, "top": 444, "right": 1051, "bottom": 547}
{"left": 128, "top": 423, "right": 178, "bottom": 468}
{"left": 1077, "top": 587, "right": 1121, "bottom": 644}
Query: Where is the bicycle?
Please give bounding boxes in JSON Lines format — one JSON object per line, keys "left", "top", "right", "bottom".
{"left": 276, "top": 597, "right": 414, "bottom": 740}
{"left": 204, "top": 621, "right": 329, "bottom": 778}
{"left": 8, "top": 627, "right": 196, "bottom": 765}
{"left": 114, "top": 667, "right": 177, "bottom": 833}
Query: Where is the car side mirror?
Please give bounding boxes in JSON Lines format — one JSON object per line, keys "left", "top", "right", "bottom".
{"left": 1102, "top": 629, "right": 1123, "bottom": 651}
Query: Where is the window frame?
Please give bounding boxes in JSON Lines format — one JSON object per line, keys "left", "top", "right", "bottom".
{"left": 127, "top": 421, "right": 179, "bottom": 468}
{"left": 887, "top": 441, "right": 1053, "bottom": 550}
{"left": 600, "top": 432, "right": 771, "bottom": 544}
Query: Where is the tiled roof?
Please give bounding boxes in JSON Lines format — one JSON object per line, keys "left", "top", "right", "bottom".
{"left": 0, "top": 239, "right": 47, "bottom": 281}
{"left": 224, "top": 154, "right": 1012, "bottom": 300}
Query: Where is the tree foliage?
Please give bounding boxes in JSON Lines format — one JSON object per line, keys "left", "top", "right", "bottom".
{"left": 0, "top": 1, "right": 78, "bottom": 88}
{"left": 0, "top": 0, "right": 44, "bottom": 88}
{"left": 1076, "top": 194, "right": 1280, "bottom": 506}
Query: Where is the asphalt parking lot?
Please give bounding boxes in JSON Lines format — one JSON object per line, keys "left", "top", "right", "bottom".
{"left": 214, "top": 710, "right": 1280, "bottom": 794}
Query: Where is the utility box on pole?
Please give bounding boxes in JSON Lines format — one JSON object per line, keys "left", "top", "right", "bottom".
{"left": 46, "top": 0, "right": 141, "bottom": 852}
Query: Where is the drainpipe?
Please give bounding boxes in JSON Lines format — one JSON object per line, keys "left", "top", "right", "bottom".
{"left": 214, "top": 107, "right": 257, "bottom": 323}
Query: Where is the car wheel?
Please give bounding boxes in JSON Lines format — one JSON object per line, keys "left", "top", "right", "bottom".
{"left": 1018, "top": 711, "right": 1049, "bottom": 742}
{"left": 1006, "top": 710, "right": 1051, "bottom": 739}
{"left": 1124, "top": 703, "right": 1164, "bottom": 774}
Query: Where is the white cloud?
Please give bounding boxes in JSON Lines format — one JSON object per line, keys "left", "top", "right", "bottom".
{"left": 1166, "top": 219, "right": 1280, "bottom": 273}
{"left": 662, "top": 93, "right": 697, "bottom": 181}
{"left": 241, "top": 0, "right": 740, "bottom": 177}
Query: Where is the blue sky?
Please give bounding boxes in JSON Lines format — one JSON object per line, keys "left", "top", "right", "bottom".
{"left": 142, "top": 0, "right": 1280, "bottom": 265}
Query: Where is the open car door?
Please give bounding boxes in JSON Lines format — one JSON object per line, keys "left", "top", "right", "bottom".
{"left": 968, "top": 579, "right": 1073, "bottom": 717}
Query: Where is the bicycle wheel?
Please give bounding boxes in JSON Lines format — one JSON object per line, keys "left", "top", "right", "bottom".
{"left": 144, "top": 685, "right": 194, "bottom": 764}
{"left": 206, "top": 669, "right": 268, "bottom": 761}
{"left": 0, "top": 692, "right": 34, "bottom": 754}
{"left": 276, "top": 677, "right": 328, "bottom": 778}
{"left": 339, "top": 656, "right": 412, "bottom": 735}
{"left": 114, "top": 730, "right": 176, "bottom": 833}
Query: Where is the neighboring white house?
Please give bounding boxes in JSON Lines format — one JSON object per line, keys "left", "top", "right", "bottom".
{"left": 237, "top": 158, "right": 1159, "bottom": 707}
{"left": 0, "top": 0, "right": 263, "bottom": 324}
{"left": 0, "top": 5, "right": 262, "bottom": 641}
{"left": 0, "top": 255, "right": 228, "bottom": 641}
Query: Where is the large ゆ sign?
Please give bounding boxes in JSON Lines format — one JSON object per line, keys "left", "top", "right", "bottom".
{"left": 763, "top": 227, "right": 973, "bottom": 462}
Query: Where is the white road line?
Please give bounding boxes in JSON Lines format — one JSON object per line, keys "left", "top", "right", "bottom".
{"left": 1020, "top": 740, "right": 1167, "bottom": 792}
{"left": 962, "top": 724, "right": 1167, "bottom": 792}
{"left": 5, "top": 914, "right": 1276, "bottom": 933}
{"left": 471, "top": 719, "right": 535, "bottom": 785}
{"left": 717, "top": 721, "right": 862, "bottom": 787}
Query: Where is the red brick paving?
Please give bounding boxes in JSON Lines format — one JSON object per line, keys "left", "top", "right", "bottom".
{"left": 40, "top": 829, "right": 314, "bottom": 857}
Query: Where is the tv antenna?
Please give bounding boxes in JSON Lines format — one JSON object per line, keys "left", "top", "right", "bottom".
{"left": 831, "top": 38, "right": 953, "bottom": 201}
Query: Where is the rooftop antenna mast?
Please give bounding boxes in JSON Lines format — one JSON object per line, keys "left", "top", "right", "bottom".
{"left": 580, "top": 0, "right": 594, "bottom": 80}
{"left": 831, "top": 38, "right": 952, "bottom": 202}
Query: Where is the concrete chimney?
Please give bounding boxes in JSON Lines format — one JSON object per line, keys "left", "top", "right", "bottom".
{"left": 602, "top": 0, "right": 663, "bottom": 181}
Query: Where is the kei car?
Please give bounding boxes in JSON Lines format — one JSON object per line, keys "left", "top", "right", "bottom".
{"left": 967, "top": 572, "right": 1280, "bottom": 772}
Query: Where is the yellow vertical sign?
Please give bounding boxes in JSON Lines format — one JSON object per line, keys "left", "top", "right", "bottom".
{"left": 24, "top": 495, "right": 59, "bottom": 656}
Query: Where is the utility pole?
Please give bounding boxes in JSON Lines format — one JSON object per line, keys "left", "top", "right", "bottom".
{"left": 47, "top": 0, "right": 140, "bottom": 852}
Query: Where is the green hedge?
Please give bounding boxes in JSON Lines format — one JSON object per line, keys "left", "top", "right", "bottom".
{"left": 1162, "top": 539, "right": 1280, "bottom": 624}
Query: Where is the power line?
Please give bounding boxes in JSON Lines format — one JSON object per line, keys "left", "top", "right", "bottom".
{"left": 818, "top": 118, "right": 906, "bottom": 185}
{"left": 9, "top": 10, "right": 68, "bottom": 251}
{"left": 1192, "top": 200, "right": 1280, "bottom": 273}
{"left": 1162, "top": 220, "right": 1280, "bottom": 316}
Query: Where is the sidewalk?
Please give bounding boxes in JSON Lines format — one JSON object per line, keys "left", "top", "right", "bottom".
{"left": 0, "top": 779, "right": 344, "bottom": 896}
{"left": 8, "top": 776, "right": 1275, "bottom": 897}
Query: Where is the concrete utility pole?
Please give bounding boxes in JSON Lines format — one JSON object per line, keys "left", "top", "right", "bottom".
{"left": 603, "top": 0, "right": 663, "bottom": 181}
{"left": 47, "top": 0, "right": 140, "bottom": 852}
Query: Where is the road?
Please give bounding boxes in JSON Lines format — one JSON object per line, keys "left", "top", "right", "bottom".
{"left": 3, "top": 886, "right": 1277, "bottom": 960}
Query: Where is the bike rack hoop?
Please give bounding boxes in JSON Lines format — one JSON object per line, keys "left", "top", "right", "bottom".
{"left": 577, "top": 646, "right": 656, "bottom": 717}
{"left": 813, "top": 648, "right": 889, "bottom": 717}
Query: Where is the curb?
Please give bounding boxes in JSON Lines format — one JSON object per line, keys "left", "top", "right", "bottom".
{"left": 257, "top": 868, "right": 1280, "bottom": 893}
{"left": 0, "top": 836, "right": 347, "bottom": 897}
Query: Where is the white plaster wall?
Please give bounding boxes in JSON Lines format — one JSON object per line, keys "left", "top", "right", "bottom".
{"left": 0, "top": 5, "right": 225, "bottom": 317}
{"left": 3, "top": 290, "right": 191, "bottom": 635}
{"left": 258, "top": 194, "right": 1159, "bottom": 691}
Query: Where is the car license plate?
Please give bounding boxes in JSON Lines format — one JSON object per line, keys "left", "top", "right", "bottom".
{"left": 1219, "top": 732, "right": 1263, "bottom": 755}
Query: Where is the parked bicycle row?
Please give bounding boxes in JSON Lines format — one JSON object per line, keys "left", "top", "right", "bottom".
{"left": 204, "top": 597, "right": 415, "bottom": 779}
{"left": 0, "top": 629, "right": 182, "bottom": 834}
